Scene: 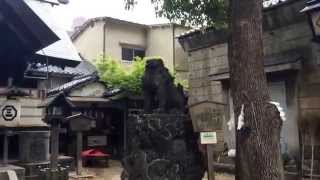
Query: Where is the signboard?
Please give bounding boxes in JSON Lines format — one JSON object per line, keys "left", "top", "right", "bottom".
{"left": 66, "top": 114, "right": 93, "bottom": 132}
{"left": 2, "top": 105, "right": 17, "bottom": 121}
{"left": 88, "top": 136, "right": 107, "bottom": 147}
{"left": 189, "top": 101, "right": 225, "bottom": 132}
{"left": 200, "top": 132, "right": 217, "bottom": 144}
{"left": 0, "top": 100, "right": 21, "bottom": 127}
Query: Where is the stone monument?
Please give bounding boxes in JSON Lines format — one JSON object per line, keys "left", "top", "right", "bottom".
{"left": 121, "top": 59, "right": 205, "bottom": 180}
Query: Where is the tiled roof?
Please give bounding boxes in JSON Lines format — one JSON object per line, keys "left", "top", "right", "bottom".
{"left": 32, "top": 65, "right": 81, "bottom": 76}
{"left": 26, "top": 60, "right": 97, "bottom": 77}
{"left": 71, "top": 16, "right": 149, "bottom": 40}
{"left": 48, "top": 74, "right": 98, "bottom": 95}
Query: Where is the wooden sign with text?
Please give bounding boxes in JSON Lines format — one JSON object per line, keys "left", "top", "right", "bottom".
{"left": 189, "top": 101, "right": 225, "bottom": 132}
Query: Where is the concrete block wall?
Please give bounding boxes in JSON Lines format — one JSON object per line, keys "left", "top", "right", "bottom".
{"left": 185, "top": 1, "right": 316, "bottom": 153}
{"left": 298, "top": 42, "right": 320, "bottom": 145}
{"left": 263, "top": 22, "right": 311, "bottom": 56}
{"left": 188, "top": 20, "right": 312, "bottom": 105}
{"left": 178, "top": 1, "right": 320, "bottom": 161}
{"left": 188, "top": 48, "right": 222, "bottom": 105}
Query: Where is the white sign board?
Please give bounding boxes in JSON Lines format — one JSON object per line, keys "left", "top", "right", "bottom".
{"left": 0, "top": 100, "right": 21, "bottom": 127}
{"left": 88, "top": 136, "right": 107, "bottom": 147}
{"left": 200, "top": 132, "right": 217, "bottom": 145}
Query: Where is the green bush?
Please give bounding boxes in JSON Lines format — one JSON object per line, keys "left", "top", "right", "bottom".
{"left": 95, "top": 56, "right": 187, "bottom": 95}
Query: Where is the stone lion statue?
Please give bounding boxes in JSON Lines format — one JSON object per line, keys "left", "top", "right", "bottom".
{"left": 142, "top": 58, "right": 186, "bottom": 113}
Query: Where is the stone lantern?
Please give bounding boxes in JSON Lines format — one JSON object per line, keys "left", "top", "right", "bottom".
{"left": 42, "top": 93, "right": 72, "bottom": 180}
{"left": 65, "top": 114, "right": 94, "bottom": 177}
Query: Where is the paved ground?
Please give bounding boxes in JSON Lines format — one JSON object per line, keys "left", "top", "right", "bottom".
{"left": 203, "top": 172, "right": 235, "bottom": 180}
{"left": 70, "top": 160, "right": 122, "bottom": 180}
{"left": 69, "top": 160, "right": 235, "bottom": 180}
{"left": 70, "top": 162, "right": 320, "bottom": 180}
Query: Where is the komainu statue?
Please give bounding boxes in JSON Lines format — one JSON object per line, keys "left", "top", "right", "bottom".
{"left": 121, "top": 58, "right": 204, "bottom": 180}
{"left": 142, "top": 59, "right": 186, "bottom": 113}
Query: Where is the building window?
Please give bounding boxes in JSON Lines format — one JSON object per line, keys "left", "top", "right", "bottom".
{"left": 122, "top": 47, "right": 145, "bottom": 61}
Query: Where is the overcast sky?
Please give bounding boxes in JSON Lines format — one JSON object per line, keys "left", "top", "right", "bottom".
{"left": 52, "top": 0, "right": 169, "bottom": 30}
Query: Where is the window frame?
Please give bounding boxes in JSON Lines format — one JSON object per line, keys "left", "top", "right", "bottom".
{"left": 120, "top": 43, "right": 145, "bottom": 62}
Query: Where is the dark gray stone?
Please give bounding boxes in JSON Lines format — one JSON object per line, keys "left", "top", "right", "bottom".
{"left": 18, "top": 131, "right": 50, "bottom": 163}
{"left": 122, "top": 114, "right": 205, "bottom": 180}
{"left": 142, "top": 59, "right": 187, "bottom": 114}
{"left": 123, "top": 60, "right": 204, "bottom": 179}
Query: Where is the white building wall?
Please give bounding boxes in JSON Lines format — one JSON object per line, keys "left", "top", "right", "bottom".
{"left": 73, "top": 21, "right": 104, "bottom": 61}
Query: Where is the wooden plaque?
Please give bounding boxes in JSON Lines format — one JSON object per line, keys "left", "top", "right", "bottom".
{"left": 189, "top": 101, "right": 225, "bottom": 132}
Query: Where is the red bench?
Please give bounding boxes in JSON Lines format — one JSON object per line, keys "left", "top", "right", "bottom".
{"left": 81, "top": 149, "right": 110, "bottom": 167}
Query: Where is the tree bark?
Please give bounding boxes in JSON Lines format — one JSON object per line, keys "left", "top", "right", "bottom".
{"left": 228, "top": 0, "right": 284, "bottom": 179}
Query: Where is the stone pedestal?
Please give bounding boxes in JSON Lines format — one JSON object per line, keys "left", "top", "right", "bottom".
{"left": 19, "top": 131, "right": 50, "bottom": 163}
{"left": 122, "top": 114, "right": 205, "bottom": 180}
{"left": 17, "top": 131, "right": 51, "bottom": 179}
{"left": 16, "top": 156, "right": 73, "bottom": 180}
{"left": 0, "top": 165, "right": 25, "bottom": 180}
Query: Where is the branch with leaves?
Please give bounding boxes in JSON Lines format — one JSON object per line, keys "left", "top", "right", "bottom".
{"left": 124, "top": 0, "right": 227, "bottom": 28}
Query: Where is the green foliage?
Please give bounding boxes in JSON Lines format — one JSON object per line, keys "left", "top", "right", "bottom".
{"left": 95, "top": 56, "right": 186, "bottom": 95}
{"left": 95, "top": 56, "right": 144, "bottom": 95}
{"left": 124, "top": 0, "right": 227, "bottom": 28}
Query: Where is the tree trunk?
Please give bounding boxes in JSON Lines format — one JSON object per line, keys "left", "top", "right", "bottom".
{"left": 228, "top": 0, "right": 284, "bottom": 179}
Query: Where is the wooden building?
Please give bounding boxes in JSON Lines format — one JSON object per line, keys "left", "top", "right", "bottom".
{"left": 0, "top": 0, "right": 82, "bottom": 179}
{"left": 47, "top": 74, "right": 129, "bottom": 159}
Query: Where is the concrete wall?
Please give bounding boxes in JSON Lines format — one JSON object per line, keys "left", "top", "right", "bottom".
{"left": 73, "top": 22, "right": 190, "bottom": 81}
{"left": 73, "top": 21, "right": 104, "bottom": 61}
{"left": 174, "top": 27, "right": 190, "bottom": 81}
{"left": 0, "top": 92, "right": 46, "bottom": 127}
{"left": 147, "top": 25, "right": 190, "bottom": 81}
{"left": 147, "top": 26, "right": 174, "bottom": 71}
{"left": 73, "top": 21, "right": 147, "bottom": 63}
{"left": 104, "top": 22, "right": 147, "bottom": 62}
{"left": 188, "top": 45, "right": 227, "bottom": 105}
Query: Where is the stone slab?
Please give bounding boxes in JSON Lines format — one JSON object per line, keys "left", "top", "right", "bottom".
{"left": 69, "top": 172, "right": 95, "bottom": 179}
{"left": 18, "top": 131, "right": 50, "bottom": 163}
{"left": 0, "top": 165, "right": 25, "bottom": 180}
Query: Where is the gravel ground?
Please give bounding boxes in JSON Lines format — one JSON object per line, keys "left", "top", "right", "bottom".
{"left": 70, "top": 160, "right": 235, "bottom": 180}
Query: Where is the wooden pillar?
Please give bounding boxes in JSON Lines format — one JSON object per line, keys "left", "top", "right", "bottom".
{"left": 76, "top": 132, "right": 83, "bottom": 176}
{"left": 123, "top": 110, "right": 127, "bottom": 154}
{"left": 50, "top": 122, "right": 60, "bottom": 171}
{"left": 2, "top": 130, "right": 8, "bottom": 166}
{"left": 207, "top": 144, "right": 215, "bottom": 180}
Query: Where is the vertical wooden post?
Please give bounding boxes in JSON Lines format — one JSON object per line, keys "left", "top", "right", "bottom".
{"left": 207, "top": 144, "right": 215, "bottom": 180}
{"left": 50, "top": 122, "right": 60, "bottom": 171}
{"left": 123, "top": 110, "right": 127, "bottom": 154}
{"left": 3, "top": 130, "right": 8, "bottom": 166}
{"left": 76, "top": 131, "right": 83, "bottom": 176}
